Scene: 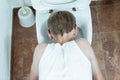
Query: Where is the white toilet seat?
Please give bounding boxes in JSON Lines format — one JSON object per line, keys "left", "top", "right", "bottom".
{"left": 32, "top": 0, "right": 92, "bottom": 44}
{"left": 44, "top": 0, "right": 76, "bottom": 5}
{"left": 31, "top": 0, "right": 91, "bottom": 11}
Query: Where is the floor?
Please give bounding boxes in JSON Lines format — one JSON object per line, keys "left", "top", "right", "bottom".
{"left": 11, "top": 1, "right": 120, "bottom": 80}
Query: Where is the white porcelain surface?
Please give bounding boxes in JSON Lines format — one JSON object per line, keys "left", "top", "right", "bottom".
{"left": 31, "top": 0, "right": 91, "bottom": 11}
{"left": 18, "top": 7, "right": 35, "bottom": 28}
{"left": 44, "top": 0, "right": 75, "bottom": 4}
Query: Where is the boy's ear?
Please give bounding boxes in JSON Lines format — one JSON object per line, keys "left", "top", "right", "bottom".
{"left": 73, "top": 26, "right": 78, "bottom": 36}
{"left": 47, "top": 29, "right": 53, "bottom": 40}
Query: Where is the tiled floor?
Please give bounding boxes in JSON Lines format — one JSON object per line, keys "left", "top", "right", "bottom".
{"left": 11, "top": 1, "right": 120, "bottom": 80}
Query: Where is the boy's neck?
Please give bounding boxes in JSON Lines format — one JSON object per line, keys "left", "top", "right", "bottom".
{"left": 53, "top": 33, "right": 75, "bottom": 45}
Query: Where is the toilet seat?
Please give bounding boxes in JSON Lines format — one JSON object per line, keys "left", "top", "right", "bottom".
{"left": 44, "top": 0, "right": 76, "bottom": 5}
{"left": 31, "top": 0, "right": 91, "bottom": 11}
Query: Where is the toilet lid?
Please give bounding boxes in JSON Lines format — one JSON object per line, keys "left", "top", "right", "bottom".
{"left": 44, "top": 0, "right": 76, "bottom": 5}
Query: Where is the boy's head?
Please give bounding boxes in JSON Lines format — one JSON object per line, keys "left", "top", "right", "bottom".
{"left": 47, "top": 11, "right": 76, "bottom": 36}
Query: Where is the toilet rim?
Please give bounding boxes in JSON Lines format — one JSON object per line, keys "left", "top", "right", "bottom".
{"left": 43, "top": 0, "right": 77, "bottom": 5}
{"left": 41, "top": 0, "right": 78, "bottom": 6}
{"left": 38, "top": 0, "right": 79, "bottom": 10}
{"left": 32, "top": 0, "right": 91, "bottom": 11}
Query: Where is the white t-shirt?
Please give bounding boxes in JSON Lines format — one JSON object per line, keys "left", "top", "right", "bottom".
{"left": 39, "top": 40, "right": 92, "bottom": 80}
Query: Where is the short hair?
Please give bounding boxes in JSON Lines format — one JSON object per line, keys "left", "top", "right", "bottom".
{"left": 47, "top": 11, "right": 76, "bottom": 36}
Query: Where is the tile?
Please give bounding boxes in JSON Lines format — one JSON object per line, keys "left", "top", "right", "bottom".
{"left": 115, "top": 9, "right": 120, "bottom": 30}
{"left": 13, "top": 10, "right": 24, "bottom": 40}
{"left": 101, "top": 69, "right": 107, "bottom": 80}
{"left": 23, "top": 58, "right": 33, "bottom": 77}
{"left": 23, "top": 39, "right": 37, "bottom": 58}
{"left": 97, "top": 0, "right": 120, "bottom": 5}
{"left": 12, "top": 77, "right": 22, "bottom": 80}
{"left": 92, "top": 33, "right": 105, "bottom": 69}
{"left": 101, "top": 31, "right": 120, "bottom": 80}
{"left": 107, "top": 68, "right": 120, "bottom": 80}
{"left": 91, "top": 7, "right": 100, "bottom": 33}
{"left": 23, "top": 39, "right": 37, "bottom": 76}
{"left": 23, "top": 24, "right": 36, "bottom": 33}
{"left": 23, "top": 76, "right": 29, "bottom": 80}
{"left": 23, "top": 24, "right": 37, "bottom": 40}
{"left": 13, "top": 8, "right": 18, "bottom": 15}
{"left": 97, "top": 5, "right": 120, "bottom": 32}
{"left": 12, "top": 40, "right": 23, "bottom": 79}
{"left": 90, "top": 1, "right": 97, "bottom": 6}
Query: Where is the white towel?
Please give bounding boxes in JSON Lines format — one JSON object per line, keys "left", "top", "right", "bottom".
{"left": 39, "top": 40, "right": 92, "bottom": 80}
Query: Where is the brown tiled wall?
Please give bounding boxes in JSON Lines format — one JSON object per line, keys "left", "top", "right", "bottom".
{"left": 11, "top": 1, "right": 120, "bottom": 80}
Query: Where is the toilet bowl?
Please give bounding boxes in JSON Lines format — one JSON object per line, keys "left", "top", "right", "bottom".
{"left": 31, "top": 0, "right": 92, "bottom": 44}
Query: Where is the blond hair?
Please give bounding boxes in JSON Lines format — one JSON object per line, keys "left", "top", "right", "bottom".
{"left": 48, "top": 11, "right": 76, "bottom": 36}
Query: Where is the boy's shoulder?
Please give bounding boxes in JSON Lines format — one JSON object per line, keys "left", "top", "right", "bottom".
{"left": 34, "top": 42, "right": 48, "bottom": 58}
{"left": 75, "top": 38, "right": 90, "bottom": 46}
{"left": 36, "top": 42, "right": 48, "bottom": 49}
{"left": 75, "top": 38, "right": 92, "bottom": 61}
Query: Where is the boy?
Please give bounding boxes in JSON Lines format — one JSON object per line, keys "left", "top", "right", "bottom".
{"left": 29, "top": 11, "right": 104, "bottom": 80}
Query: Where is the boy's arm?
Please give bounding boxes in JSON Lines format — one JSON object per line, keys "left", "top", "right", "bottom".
{"left": 76, "top": 39, "right": 105, "bottom": 80}
{"left": 85, "top": 39, "right": 104, "bottom": 80}
{"left": 29, "top": 43, "right": 47, "bottom": 80}
{"left": 88, "top": 44, "right": 104, "bottom": 80}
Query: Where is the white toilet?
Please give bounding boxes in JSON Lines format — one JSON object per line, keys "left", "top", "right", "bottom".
{"left": 31, "top": 0, "right": 92, "bottom": 44}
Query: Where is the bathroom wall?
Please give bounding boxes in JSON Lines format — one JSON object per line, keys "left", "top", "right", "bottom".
{"left": 10, "top": 0, "right": 32, "bottom": 8}
{"left": 0, "top": 0, "right": 13, "bottom": 80}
